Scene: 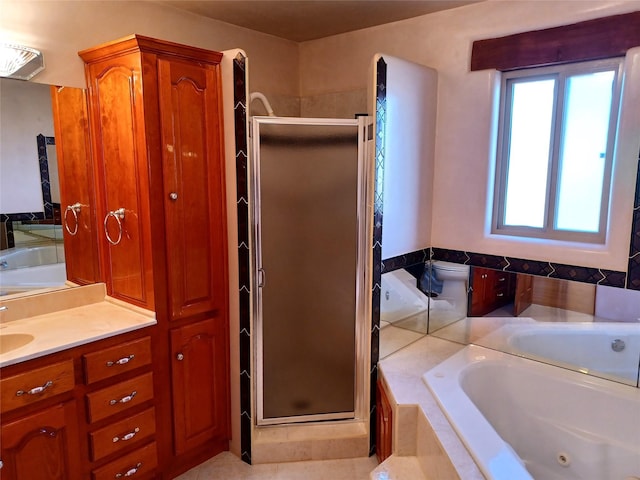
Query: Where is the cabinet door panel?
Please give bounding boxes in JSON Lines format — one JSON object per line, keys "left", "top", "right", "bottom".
{"left": 50, "top": 86, "right": 101, "bottom": 285}
{"left": 158, "top": 58, "right": 226, "bottom": 321}
{"left": 87, "top": 58, "right": 154, "bottom": 310}
{"left": 1, "top": 402, "right": 80, "bottom": 480}
{"left": 170, "top": 318, "right": 228, "bottom": 454}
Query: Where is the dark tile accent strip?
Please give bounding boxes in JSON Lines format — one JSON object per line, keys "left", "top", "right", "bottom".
{"left": 233, "top": 53, "right": 252, "bottom": 465}
{"left": 628, "top": 155, "right": 640, "bottom": 290}
{"left": 430, "top": 247, "right": 627, "bottom": 287}
{"left": 37, "top": 134, "right": 56, "bottom": 220}
{"left": 381, "top": 249, "right": 430, "bottom": 273}
{"left": 370, "top": 57, "right": 387, "bottom": 457}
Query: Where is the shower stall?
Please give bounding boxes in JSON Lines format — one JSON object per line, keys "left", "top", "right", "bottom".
{"left": 251, "top": 116, "right": 371, "bottom": 426}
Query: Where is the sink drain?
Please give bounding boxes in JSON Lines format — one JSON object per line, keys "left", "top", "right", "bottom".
{"left": 556, "top": 452, "right": 571, "bottom": 467}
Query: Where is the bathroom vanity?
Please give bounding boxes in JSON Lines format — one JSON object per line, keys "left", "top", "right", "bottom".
{"left": 0, "top": 284, "right": 157, "bottom": 479}
{"left": 1, "top": 34, "right": 231, "bottom": 479}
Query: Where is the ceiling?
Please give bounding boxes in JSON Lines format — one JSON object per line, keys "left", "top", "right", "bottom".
{"left": 158, "top": 1, "right": 482, "bottom": 42}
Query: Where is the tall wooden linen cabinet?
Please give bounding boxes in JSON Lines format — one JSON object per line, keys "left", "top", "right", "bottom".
{"left": 78, "top": 35, "right": 230, "bottom": 478}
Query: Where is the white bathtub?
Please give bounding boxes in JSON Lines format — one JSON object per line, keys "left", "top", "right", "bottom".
{"left": 424, "top": 345, "right": 640, "bottom": 480}
{"left": 0, "top": 245, "right": 67, "bottom": 293}
{"left": 480, "top": 322, "right": 640, "bottom": 385}
{"left": 380, "top": 269, "right": 429, "bottom": 327}
{"left": 0, "top": 244, "right": 65, "bottom": 269}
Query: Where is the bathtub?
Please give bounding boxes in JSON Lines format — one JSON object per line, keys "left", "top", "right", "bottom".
{"left": 424, "top": 345, "right": 640, "bottom": 480}
{"left": 380, "top": 269, "right": 429, "bottom": 328}
{"left": 0, "top": 245, "right": 67, "bottom": 294}
{"left": 0, "top": 244, "right": 65, "bottom": 269}
{"left": 480, "top": 322, "right": 640, "bottom": 385}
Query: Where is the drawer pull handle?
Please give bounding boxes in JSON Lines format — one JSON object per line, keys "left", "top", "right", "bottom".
{"left": 109, "top": 390, "right": 137, "bottom": 406}
{"left": 115, "top": 462, "right": 142, "bottom": 478}
{"left": 497, "top": 277, "right": 506, "bottom": 282}
{"left": 106, "top": 355, "right": 135, "bottom": 367}
{"left": 112, "top": 427, "right": 140, "bottom": 443}
{"left": 496, "top": 292, "right": 504, "bottom": 297}
{"left": 16, "top": 380, "right": 53, "bottom": 396}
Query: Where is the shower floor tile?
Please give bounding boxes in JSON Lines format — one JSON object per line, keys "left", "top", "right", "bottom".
{"left": 175, "top": 452, "right": 379, "bottom": 480}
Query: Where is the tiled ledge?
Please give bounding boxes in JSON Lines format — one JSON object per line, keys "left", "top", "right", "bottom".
{"left": 378, "top": 336, "right": 485, "bottom": 480}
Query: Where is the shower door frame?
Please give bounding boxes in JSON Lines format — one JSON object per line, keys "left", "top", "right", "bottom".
{"left": 250, "top": 115, "right": 373, "bottom": 426}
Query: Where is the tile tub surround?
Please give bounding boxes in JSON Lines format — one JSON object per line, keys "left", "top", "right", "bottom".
{"left": 377, "top": 335, "right": 485, "bottom": 480}
{"left": 0, "top": 283, "right": 156, "bottom": 367}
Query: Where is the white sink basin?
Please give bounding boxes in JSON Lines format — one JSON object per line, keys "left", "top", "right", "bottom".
{"left": 0, "top": 333, "right": 34, "bottom": 354}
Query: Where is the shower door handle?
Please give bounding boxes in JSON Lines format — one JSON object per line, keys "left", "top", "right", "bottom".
{"left": 258, "top": 268, "right": 266, "bottom": 288}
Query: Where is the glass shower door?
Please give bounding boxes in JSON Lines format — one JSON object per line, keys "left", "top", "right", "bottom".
{"left": 253, "top": 117, "right": 367, "bottom": 425}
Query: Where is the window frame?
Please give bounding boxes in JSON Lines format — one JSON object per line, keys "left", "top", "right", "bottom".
{"left": 492, "top": 57, "right": 624, "bottom": 244}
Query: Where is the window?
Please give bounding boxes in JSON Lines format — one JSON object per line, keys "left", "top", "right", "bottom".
{"left": 492, "top": 58, "right": 623, "bottom": 243}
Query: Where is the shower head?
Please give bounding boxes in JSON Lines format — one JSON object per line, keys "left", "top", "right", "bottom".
{"left": 250, "top": 91, "right": 275, "bottom": 116}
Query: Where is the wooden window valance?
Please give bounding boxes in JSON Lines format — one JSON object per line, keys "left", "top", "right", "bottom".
{"left": 471, "top": 11, "right": 640, "bottom": 71}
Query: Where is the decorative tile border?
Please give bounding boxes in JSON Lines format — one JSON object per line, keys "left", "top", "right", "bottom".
{"left": 369, "top": 57, "right": 386, "bottom": 456}
{"left": 233, "top": 53, "right": 252, "bottom": 465}
{"left": 37, "top": 134, "right": 57, "bottom": 219}
{"left": 1, "top": 135, "right": 57, "bottom": 248}
{"left": 628, "top": 153, "right": 640, "bottom": 290}
{"left": 382, "top": 246, "right": 632, "bottom": 290}
{"left": 431, "top": 247, "right": 628, "bottom": 288}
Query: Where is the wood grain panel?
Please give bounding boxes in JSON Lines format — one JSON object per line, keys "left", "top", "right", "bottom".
{"left": 89, "top": 407, "right": 156, "bottom": 461}
{"left": 91, "top": 441, "right": 157, "bottom": 480}
{"left": 83, "top": 336, "right": 152, "bottom": 384}
{"left": 471, "top": 11, "right": 640, "bottom": 71}
{"left": 158, "top": 58, "right": 227, "bottom": 321}
{"left": 0, "top": 360, "right": 74, "bottom": 414}
{"left": 50, "top": 85, "right": 101, "bottom": 286}
{"left": 1, "top": 401, "right": 81, "bottom": 480}
{"left": 532, "top": 276, "right": 596, "bottom": 314}
{"left": 85, "top": 372, "right": 154, "bottom": 423}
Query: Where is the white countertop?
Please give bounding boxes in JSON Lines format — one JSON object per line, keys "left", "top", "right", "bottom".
{"left": 379, "top": 335, "right": 485, "bottom": 479}
{"left": 0, "top": 284, "right": 156, "bottom": 368}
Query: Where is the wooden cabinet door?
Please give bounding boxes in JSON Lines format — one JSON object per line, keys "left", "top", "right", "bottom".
{"left": 469, "top": 267, "right": 488, "bottom": 316}
{"left": 376, "top": 378, "right": 393, "bottom": 463}
{"left": 85, "top": 53, "right": 155, "bottom": 310}
{"left": 157, "top": 58, "right": 227, "bottom": 321}
{"left": 0, "top": 402, "right": 80, "bottom": 480}
{"left": 50, "top": 85, "right": 101, "bottom": 286}
{"left": 170, "top": 318, "right": 229, "bottom": 455}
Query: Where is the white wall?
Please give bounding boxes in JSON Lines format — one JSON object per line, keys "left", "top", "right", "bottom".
{"left": 299, "top": 0, "right": 640, "bottom": 272}
{"left": 0, "top": 79, "right": 53, "bottom": 214}
{"left": 0, "top": 0, "right": 300, "bottom": 96}
{"left": 376, "top": 55, "right": 437, "bottom": 259}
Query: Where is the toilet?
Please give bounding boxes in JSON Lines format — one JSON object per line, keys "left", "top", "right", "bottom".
{"left": 431, "top": 260, "right": 470, "bottom": 301}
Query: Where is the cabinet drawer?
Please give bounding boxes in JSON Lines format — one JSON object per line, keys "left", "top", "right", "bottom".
{"left": 91, "top": 441, "right": 157, "bottom": 480}
{"left": 89, "top": 407, "right": 156, "bottom": 461}
{"left": 86, "top": 372, "right": 154, "bottom": 423}
{"left": 0, "top": 360, "right": 74, "bottom": 414}
{"left": 84, "top": 337, "right": 152, "bottom": 384}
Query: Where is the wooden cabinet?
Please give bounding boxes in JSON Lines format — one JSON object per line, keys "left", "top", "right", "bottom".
{"left": 469, "top": 267, "right": 516, "bottom": 316}
{"left": 0, "top": 330, "right": 156, "bottom": 480}
{"left": 77, "top": 35, "right": 230, "bottom": 476}
{"left": 157, "top": 58, "right": 227, "bottom": 322}
{"left": 376, "top": 378, "right": 393, "bottom": 463}
{"left": 1, "top": 401, "right": 81, "bottom": 480}
{"left": 83, "top": 336, "right": 157, "bottom": 479}
{"left": 50, "top": 85, "right": 101, "bottom": 286}
{"left": 81, "top": 47, "right": 155, "bottom": 310}
{"left": 170, "top": 318, "right": 229, "bottom": 456}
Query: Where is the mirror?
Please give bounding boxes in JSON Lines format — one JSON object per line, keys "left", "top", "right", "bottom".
{"left": 380, "top": 262, "right": 640, "bottom": 386}
{"left": 0, "top": 78, "right": 68, "bottom": 297}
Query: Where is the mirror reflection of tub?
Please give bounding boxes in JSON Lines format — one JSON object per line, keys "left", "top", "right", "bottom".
{"left": 0, "top": 244, "right": 66, "bottom": 296}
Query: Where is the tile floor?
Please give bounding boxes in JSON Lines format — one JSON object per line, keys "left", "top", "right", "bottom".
{"left": 175, "top": 452, "right": 379, "bottom": 480}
